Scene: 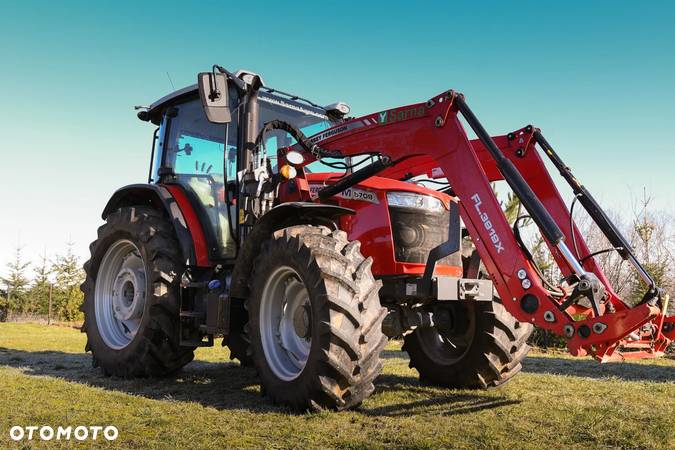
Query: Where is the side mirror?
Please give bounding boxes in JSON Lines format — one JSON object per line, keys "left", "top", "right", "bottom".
{"left": 198, "top": 72, "right": 231, "bottom": 123}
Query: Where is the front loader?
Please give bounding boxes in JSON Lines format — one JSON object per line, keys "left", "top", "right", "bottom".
{"left": 81, "top": 65, "right": 673, "bottom": 411}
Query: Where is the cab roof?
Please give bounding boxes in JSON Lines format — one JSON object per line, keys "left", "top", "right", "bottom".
{"left": 141, "top": 77, "right": 340, "bottom": 126}
{"left": 145, "top": 84, "right": 199, "bottom": 125}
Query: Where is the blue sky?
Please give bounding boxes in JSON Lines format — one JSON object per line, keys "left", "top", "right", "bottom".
{"left": 0, "top": 1, "right": 673, "bottom": 272}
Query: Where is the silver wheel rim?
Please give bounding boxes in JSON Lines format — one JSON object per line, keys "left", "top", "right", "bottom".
{"left": 259, "top": 265, "right": 312, "bottom": 381}
{"left": 95, "top": 240, "right": 147, "bottom": 350}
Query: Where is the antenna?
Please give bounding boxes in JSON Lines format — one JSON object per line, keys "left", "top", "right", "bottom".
{"left": 165, "top": 71, "right": 175, "bottom": 90}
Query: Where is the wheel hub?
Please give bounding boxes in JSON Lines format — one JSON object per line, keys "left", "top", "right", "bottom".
{"left": 292, "top": 303, "right": 312, "bottom": 339}
{"left": 417, "top": 303, "right": 476, "bottom": 364}
{"left": 112, "top": 266, "right": 145, "bottom": 321}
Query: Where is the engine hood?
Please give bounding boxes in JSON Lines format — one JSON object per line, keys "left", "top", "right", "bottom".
{"left": 304, "top": 172, "right": 454, "bottom": 209}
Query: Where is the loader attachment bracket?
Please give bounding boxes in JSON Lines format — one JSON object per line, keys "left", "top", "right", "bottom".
{"left": 420, "top": 201, "right": 461, "bottom": 296}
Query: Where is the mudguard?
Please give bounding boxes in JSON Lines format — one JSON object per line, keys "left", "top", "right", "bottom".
{"left": 101, "top": 184, "right": 196, "bottom": 265}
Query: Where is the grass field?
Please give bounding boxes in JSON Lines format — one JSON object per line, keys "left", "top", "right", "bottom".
{"left": 0, "top": 323, "right": 673, "bottom": 449}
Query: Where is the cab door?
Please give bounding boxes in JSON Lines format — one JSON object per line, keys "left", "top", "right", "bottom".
{"left": 158, "top": 95, "right": 239, "bottom": 260}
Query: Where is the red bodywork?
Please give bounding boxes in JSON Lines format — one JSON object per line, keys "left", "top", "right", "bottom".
{"left": 275, "top": 91, "right": 673, "bottom": 362}
{"left": 164, "top": 184, "right": 212, "bottom": 267}
{"left": 303, "top": 173, "right": 461, "bottom": 278}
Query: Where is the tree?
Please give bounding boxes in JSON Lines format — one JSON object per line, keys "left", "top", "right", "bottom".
{"left": 627, "top": 191, "right": 674, "bottom": 304}
{"left": 30, "top": 249, "right": 53, "bottom": 316}
{"left": 576, "top": 210, "right": 634, "bottom": 297}
{"left": 0, "top": 244, "right": 31, "bottom": 317}
{"left": 52, "top": 242, "right": 85, "bottom": 321}
{"left": 576, "top": 190, "right": 674, "bottom": 306}
{"left": 502, "top": 191, "right": 522, "bottom": 226}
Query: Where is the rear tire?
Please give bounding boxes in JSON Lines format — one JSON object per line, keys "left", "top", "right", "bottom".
{"left": 403, "top": 299, "right": 532, "bottom": 388}
{"left": 247, "top": 225, "right": 387, "bottom": 411}
{"left": 80, "top": 206, "right": 194, "bottom": 377}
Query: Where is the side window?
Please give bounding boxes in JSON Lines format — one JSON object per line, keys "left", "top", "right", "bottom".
{"left": 260, "top": 131, "right": 285, "bottom": 172}
{"left": 164, "top": 96, "right": 238, "bottom": 259}
{"left": 174, "top": 134, "right": 224, "bottom": 177}
{"left": 166, "top": 99, "right": 237, "bottom": 181}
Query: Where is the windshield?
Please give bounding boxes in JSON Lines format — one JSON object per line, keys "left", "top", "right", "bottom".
{"left": 258, "top": 93, "right": 338, "bottom": 172}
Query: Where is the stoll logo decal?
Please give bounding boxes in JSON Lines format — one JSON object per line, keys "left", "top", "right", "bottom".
{"left": 471, "top": 193, "right": 504, "bottom": 253}
{"left": 9, "top": 425, "right": 119, "bottom": 442}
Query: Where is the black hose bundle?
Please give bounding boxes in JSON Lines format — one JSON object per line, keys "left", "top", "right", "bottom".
{"left": 255, "top": 120, "right": 342, "bottom": 159}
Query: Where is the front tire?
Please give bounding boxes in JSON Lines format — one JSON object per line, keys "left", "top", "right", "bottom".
{"left": 80, "top": 206, "right": 194, "bottom": 377}
{"left": 247, "top": 226, "right": 388, "bottom": 411}
{"left": 403, "top": 299, "right": 533, "bottom": 388}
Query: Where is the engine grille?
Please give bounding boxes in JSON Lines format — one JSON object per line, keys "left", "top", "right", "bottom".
{"left": 389, "top": 206, "right": 461, "bottom": 267}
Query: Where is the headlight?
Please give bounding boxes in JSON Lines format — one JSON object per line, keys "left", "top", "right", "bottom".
{"left": 386, "top": 191, "right": 445, "bottom": 212}
{"left": 285, "top": 150, "right": 305, "bottom": 165}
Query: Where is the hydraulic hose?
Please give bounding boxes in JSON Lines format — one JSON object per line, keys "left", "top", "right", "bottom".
{"left": 317, "top": 157, "right": 392, "bottom": 200}
{"left": 255, "top": 120, "right": 341, "bottom": 159}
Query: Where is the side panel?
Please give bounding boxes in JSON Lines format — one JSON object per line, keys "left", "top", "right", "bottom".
{"left": 163, "top": 184, "right": 212, "bottom": 267}
{"left": 338, "top": 191, "right": 461, "bottom": 278}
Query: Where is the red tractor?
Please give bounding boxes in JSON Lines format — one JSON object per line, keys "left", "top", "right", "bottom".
{"left": 81, "top": 66, "right": 674, "bottom": 411}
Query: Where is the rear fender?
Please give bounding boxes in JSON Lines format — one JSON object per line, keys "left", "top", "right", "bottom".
{"left": 229, "top": 202, "right": 354, "bottom": 298}
{"left": 102, "top": 184, "right": 196, "bottom": 265}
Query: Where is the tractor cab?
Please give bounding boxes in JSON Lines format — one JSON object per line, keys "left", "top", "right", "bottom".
{"left": 139, "top": 72, "right": 342, "bottom": 262}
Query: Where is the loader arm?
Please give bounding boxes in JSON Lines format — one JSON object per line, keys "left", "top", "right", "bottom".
{"left": 294, "top": 90, "right": 671, "bottom": 361}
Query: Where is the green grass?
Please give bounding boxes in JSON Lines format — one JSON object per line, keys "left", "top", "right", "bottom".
{"left": 0, "top": 323, "right": 673, "bottom": 449}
